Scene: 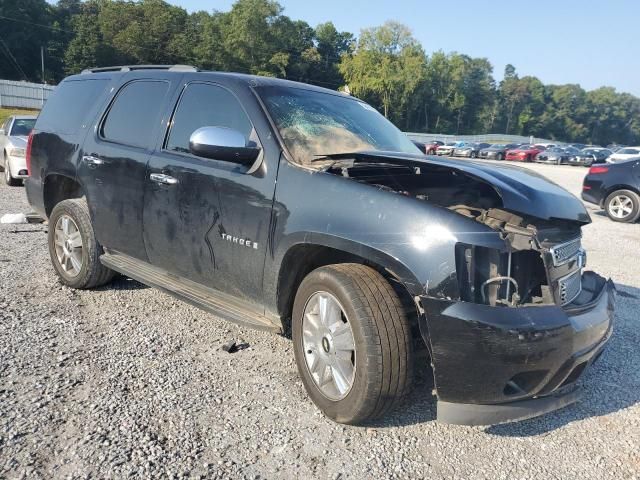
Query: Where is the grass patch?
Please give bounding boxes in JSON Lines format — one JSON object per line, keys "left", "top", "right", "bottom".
{"left": 0, "top": 107, "right": 40, "bottom": 126}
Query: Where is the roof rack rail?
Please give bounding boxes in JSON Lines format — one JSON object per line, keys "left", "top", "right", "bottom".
{"left": 81, "top": 65, "right": 199, "bottom": 74}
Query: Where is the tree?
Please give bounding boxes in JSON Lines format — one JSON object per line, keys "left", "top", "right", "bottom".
{"left": 339, "top": 21, "right": 425, "bottom": 121}
{"left": 0, "top": 0, "right": 53, "bottom": 81}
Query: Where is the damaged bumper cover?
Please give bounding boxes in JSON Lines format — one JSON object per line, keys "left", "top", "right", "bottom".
{"left": 420, "top": 271, "right": 615, "bottom": 426}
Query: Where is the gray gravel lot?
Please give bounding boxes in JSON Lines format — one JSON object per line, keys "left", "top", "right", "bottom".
{"left": 1, "top": 162, "right": 639, "bottom": 479}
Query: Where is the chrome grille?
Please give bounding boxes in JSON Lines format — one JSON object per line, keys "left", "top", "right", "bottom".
{"left": 550, "top": 237, "right": 582, "bottom": 266}
{"left": 558, "top": 269, "right": 582, "bottom": 305}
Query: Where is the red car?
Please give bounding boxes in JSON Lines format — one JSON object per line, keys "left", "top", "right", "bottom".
{"left": 505, "top": 144, "right": 546, "bottom": 162}
{"left": 426, "top": 141, "right": 445, "bottom": 154}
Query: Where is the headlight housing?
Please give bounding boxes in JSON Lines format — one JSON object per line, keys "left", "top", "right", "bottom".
{"left": 455, "top": 244, "right": 549, "bottom": 306}
{"left": 8, "top": 147, "right": 25, "bottom": 158}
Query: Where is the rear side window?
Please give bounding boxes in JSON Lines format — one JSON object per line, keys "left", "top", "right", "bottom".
{"left": 101, "top": 80, "right": 169, "bottom": 149}
{"left": 166, "top": 83, "right": 253, "bottom": 153}
{"left": 36, "top": 79, "right": 109, "bottom": 135}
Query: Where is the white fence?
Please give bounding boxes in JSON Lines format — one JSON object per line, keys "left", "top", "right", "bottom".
{"left": 0, "top": 80, "right": 55, "bottom": 109}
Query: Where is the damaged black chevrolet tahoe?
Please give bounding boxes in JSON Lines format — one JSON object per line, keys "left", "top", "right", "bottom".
{"left": 25, "top": 65, "right": 615, "bottom": 426}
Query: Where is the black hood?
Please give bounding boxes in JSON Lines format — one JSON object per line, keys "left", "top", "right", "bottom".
{"left": 323, "top": 151, "right": 591, "bottom": 224}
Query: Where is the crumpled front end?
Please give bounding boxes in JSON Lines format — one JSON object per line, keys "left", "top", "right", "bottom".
{"left": 416, "top": 210, "right": 616, "bottom": 425}
{"left": 421, "top": 272, "right": 614, "bottom": 425}
{"left": 317, "top": 151, "right": 616, "bottom": 424}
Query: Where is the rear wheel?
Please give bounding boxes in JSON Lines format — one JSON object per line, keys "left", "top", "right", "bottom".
{"left": 605, "top": 190, "right": 640, "bottom": 223}
{"left": 48, "top": 198, "right": 116, "bottom": 288}
{"left": 470, "top": 151, "right": 477, "bottom": 158}
{"left": 292, "top": 264, "right": 413, "bottom": 425}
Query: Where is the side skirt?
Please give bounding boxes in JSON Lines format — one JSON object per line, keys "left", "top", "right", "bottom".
{"left": 100, "top": 251, "right": 282, "bottom": 333}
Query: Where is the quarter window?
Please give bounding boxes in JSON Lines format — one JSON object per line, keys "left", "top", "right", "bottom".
{"left": 101, "top": 80, "right": 169, "bottom": 149}
{"left": 167, "top": 83, "right": 253, "bottom": 154}
{"left": 37, "top": 79, "right": 109, "bottom": 135}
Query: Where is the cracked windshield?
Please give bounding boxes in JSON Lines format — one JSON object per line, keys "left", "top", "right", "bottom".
{"left": 258, "top": 86, "right": 419, "bottom": 165}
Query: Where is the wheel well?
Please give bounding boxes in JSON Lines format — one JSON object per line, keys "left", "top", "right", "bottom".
{"left": 604, "top": 184, "right": 640, "bottom": 202}
{"left": 43, "top": 174, "right": 84, "bottom": 217}
{"left": 276, "top": 244, "right": 420, "bottom": 338}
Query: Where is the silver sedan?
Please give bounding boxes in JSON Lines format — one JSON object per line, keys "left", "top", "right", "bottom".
{"left": 0, "top": 115, "right": 37, "bottom": 186}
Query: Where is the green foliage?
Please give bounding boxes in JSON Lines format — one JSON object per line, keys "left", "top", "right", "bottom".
{"left": 1, "top": 0, "right": 639, "bottom": 144}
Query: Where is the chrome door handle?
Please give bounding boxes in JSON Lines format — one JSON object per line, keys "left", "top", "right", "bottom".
{"left": 82, "top": 155, "right": 105, "bottom": 166}
{"left": 150, "top": 173, "right": 179, "bottom": 185}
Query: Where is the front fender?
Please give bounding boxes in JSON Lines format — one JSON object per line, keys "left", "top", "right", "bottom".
{"left": 263, "top": 159, "right": 508, "bottom": 316}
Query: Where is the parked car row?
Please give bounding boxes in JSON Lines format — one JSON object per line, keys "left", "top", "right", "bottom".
{"left": 412, "top": 138, "right": 637, "bottom": 168}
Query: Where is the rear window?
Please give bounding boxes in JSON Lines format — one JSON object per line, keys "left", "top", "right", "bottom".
{"left": 36, "top": 79, "right": 109, "bottom": 135}
{"left": 101, "top": 80, "right": 169, "bottom": 149}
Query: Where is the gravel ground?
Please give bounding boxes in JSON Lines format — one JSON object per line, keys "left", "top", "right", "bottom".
{"left": 1, "top": 163, "right": 639, "bottom": 479}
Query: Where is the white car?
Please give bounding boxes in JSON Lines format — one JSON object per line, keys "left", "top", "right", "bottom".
{"left": 0, "top": 115, "right": 37, "bottom": 186}
{"left": 606, "top": 146, "right": 640, "bottom": 163}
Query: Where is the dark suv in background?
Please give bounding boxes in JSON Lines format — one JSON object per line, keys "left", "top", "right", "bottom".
{"left": 582, "top": 160, "right": 640, "bottom": 222}
{"left": 25, "top": 65, "right": 615, "bottom": 426}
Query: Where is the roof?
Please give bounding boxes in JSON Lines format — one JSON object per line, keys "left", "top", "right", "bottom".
{"left": 74, "top": 64, "right": 344, "bottom": 97}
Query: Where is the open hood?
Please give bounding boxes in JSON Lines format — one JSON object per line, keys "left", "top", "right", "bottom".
{"left": 321, "top": 151, "right": 591, "bottom": 224}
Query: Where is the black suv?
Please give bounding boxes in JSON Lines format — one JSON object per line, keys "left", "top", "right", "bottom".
{"left": 25, "top": 66, "right": 615, "bottom": 426}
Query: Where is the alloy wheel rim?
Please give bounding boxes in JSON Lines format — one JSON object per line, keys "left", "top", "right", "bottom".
{"left": 54, "top": 214, "right": 84, "bottom": 277}
{"left": 301, "top": 291, "right": 356, "bottom": 401}
{"left": 609, "top": 195, "right": 633, "bottom": 219}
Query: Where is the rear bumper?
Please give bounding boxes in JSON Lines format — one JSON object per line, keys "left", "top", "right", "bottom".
{"left": 581, "top": 178, "right": 605, "bottom": 207}
{"left": 24, "top": 177, "right": 47, "bottom": 218}
{"left": 420, "top": 271, "right": 615, "bottom": 425}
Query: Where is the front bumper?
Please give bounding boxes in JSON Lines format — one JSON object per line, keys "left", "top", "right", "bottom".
{"left": 7, "top": 155, "right": 28, "bottom": 178}
{"left": 420, "top": 271, "right": 615, "bottom": 425}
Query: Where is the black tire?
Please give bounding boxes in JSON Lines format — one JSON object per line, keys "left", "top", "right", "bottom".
{"left": 292, "top": 264, "right": 414, "bottom": 425}
{"left": 48, "top": 198, "right": 115, "bottom": 288}
{"left": 3, "top": 157, "right": 21, "bottom": 186}
{"left": 470, "top": 151, "right": 477, "bottom": 158}
{"left": 604, "top": 190, "right": 640, "bottom": 223}
{"left": 496, "top": 153, "right": 504, "bottom": 160}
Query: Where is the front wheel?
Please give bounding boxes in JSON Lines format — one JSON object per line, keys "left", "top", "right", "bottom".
{"left": 605, "top": 190, "right": 640, "bottom": 223}
{"left": 292, "top": 264, "right": 413, "bottom": 425}
{"left": 48, "top": 198, "right": 116, "bottom": 288}
{"left": 3, "top": 160, "right": 21, "bottom": 186}
{"left": 470, "top": 151, "right": 477, "bottom": 158}
{"left": 496, "top": 153, "right": 504, "bottom": 160}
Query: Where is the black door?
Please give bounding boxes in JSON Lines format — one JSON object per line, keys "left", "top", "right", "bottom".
{"left": 78, "top": 76, "right": 177, "bottom": 260}
{"left": 143, "top": 81, "right": 278, "bottom": 307}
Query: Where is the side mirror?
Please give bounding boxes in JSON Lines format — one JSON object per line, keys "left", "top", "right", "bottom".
{"left": 189, "top": 126, "right": 260, "bottom": 166}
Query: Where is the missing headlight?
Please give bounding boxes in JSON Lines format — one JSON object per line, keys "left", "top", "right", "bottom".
{"left": 455, "top": 244, "right": 549, "bottom": 306}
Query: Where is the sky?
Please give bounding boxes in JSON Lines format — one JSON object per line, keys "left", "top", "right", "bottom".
{"left": 165, "top": 0, "right": 640, "bottom": 97}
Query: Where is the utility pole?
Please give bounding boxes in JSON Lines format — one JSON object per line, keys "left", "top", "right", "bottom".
{"left": 41, "top": 46, "right": 45, "bottom": 106}
{"left": 41, "top": 46, "right": 45, "bottom": 83}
